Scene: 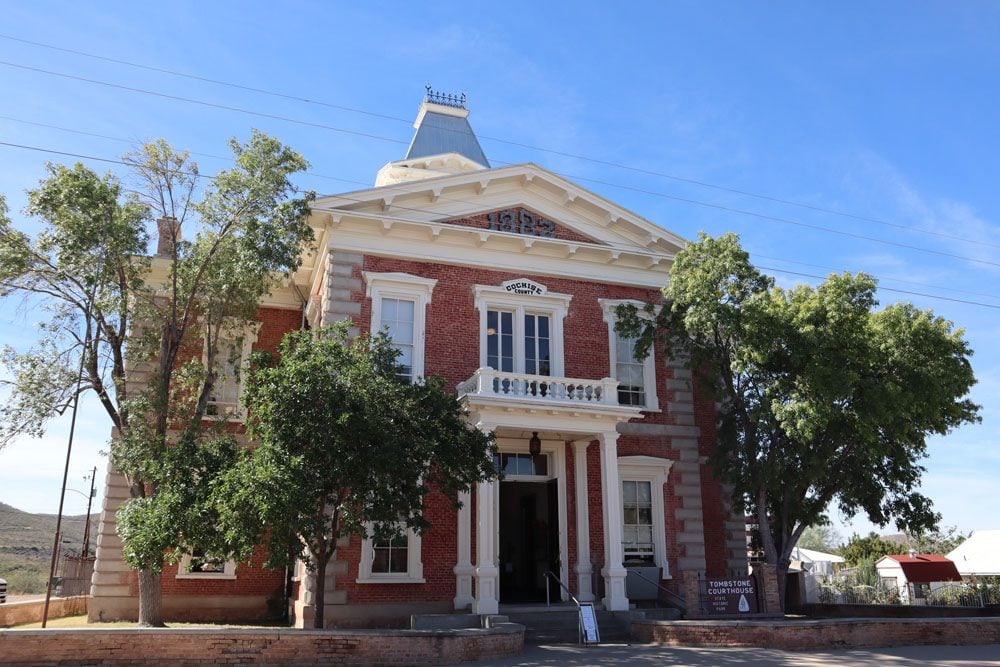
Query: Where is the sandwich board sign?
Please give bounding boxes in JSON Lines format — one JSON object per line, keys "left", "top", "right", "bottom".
{"left": 578, "top": 602, "right": 600, "bottom": 644}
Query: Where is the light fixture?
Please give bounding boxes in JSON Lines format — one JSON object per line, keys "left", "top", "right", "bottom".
{"left": 529, "top": 431, "right": 541, "bottom": 456}
{"left": 486, "top": 327, "right": 497, "bottom": 336}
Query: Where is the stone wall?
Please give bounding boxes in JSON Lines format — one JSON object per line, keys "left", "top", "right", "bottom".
{"left": 631, "top": 617, "right": 1000, "bottom": 650}
{"left": 0, "top": 625, "right": 523, "bottom": 666}
{"left": 0, "top": 596, "right": 87, "bottom": 628}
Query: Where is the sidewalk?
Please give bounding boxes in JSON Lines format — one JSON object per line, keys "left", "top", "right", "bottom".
{"left": 478, "top": 642, "right": 1000, "bottom": 666}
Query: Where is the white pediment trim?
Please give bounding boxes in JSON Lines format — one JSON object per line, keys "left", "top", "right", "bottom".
{"left": 312, "top": 163, "right": 688, "bottom": 255}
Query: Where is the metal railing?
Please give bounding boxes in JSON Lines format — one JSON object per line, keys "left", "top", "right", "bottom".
{"left": 458, "top": 368, "right": 621, "bottom": 406}
{"left": 625, "top": 569, "right": 686, "bottom": 612}
{"left": 544, "top": 570, "right": 581, "bottom": 608}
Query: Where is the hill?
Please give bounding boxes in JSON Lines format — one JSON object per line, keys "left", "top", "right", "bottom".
{"left": 0, "top": 502, "right": 99, "bottom": 594}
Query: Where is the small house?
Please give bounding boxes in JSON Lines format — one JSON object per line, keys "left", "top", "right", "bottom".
{"left": 875, "top": 554, "right": 962, "bottom": 604}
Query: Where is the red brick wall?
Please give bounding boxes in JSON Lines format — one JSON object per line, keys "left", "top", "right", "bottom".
{"left": 0, "top": 625, "right": 524, "bottom": 665}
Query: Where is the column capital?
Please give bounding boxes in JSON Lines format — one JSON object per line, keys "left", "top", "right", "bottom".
{"left": 598, "top": 430, "right": 620, "bottom": 446}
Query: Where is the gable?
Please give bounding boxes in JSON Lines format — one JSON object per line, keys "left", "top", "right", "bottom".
{"left": 440, "top": 207, "right": 607, "bottom": 245}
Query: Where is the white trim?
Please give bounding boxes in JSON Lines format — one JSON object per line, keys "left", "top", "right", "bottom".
{"left": 599, "top": 299, "right": 659, "bottom": 411}
{"left": 474, "top": 283, "right": 571, "bottom": 377}
{"left": 357, "top": 524, "right": 425, "bottom": 584}
{"left": 365, "top": 272, "right": 437, "bottom": 381}
{"left": 617, "top": 455, "right": 674, "bottom": 579}
{"left": 176, "top": 553, "right": 237, "bottom": 580}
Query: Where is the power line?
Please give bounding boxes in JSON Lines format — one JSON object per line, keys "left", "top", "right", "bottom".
{"left": 0, "top": 60, "right": 408, "bottom": 148}
{"left": 4, "top": 60, "right": 1000, "bottom": 269}
{"left": 1, "top": 31, "right": 991, "bottom": 250}
{"left": 3, "top": 138, "right": 999, "bottom": 310}
{"left": 757, "top": 265, "right": 1000, "bottom": 310}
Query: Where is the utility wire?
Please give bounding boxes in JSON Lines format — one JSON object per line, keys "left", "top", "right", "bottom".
{"left": 1, "top": 31, "right": 991, "bottom": 250}
{"left": 2, "top": 139, "right": 996, "bottom": 311}
{"left": 4, "top": 60, "right": 1000, "bottom": 267}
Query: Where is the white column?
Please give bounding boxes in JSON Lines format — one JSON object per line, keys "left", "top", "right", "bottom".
{"left": 599, "top": 430, "right": 629, "bottom": 611}
{"left": 473, "top": 422, "right": 499, "bottom": 614}
{"left": 474, "top": 478, "right": 499, "bottom": 614}
{"left": 453, "top": 490, "right": 474, "bottom": 610}
{"left": 572, "top": 440, "right": 595, "bottom": 602}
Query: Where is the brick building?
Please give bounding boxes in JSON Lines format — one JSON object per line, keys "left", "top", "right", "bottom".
{"left": 89, "top": 91, "right": 747, "bottom": 626}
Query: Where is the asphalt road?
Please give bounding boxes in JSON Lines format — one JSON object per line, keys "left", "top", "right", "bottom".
{"left": 475, "top": 642, "right": 1000, "bottom": 666}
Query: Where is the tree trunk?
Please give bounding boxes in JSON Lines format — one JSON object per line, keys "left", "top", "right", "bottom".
{"left": 137, "top": 568, "right": 164, "bottom": 627}
{"left": 312, "top": 553, "right": 330, "bottom": 629}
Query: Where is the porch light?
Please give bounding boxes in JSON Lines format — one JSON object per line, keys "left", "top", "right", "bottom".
{"left": 529, "top": 431, "right": 541, "bottom": 456}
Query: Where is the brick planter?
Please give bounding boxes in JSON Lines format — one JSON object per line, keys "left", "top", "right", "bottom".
{"left": 631, "top": 616, "right": 1000, "bottom": 650}
{"left": 0, "top": 624, "right": 524, "bottom": 666}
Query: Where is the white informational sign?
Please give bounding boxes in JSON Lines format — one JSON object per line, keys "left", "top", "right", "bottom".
{"left": 578, "top": 602, "right": 600, "bottom": 644}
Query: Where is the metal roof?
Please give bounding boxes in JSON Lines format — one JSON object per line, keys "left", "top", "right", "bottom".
{"left": 405, "top": 108, "right": 490, "bottom": 168}
{"left": 877, "top": 554, "right": 963, "bottom": 583}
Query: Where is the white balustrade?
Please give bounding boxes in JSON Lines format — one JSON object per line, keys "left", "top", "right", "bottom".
{"left": 457, "top": 367, "right": 621, "bottom": 406}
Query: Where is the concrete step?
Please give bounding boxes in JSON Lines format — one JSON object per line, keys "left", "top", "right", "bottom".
{"left": 502, "top": 608, "right": 633, "bottom": 645}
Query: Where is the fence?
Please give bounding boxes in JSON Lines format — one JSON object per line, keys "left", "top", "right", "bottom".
{"left": 802, "top": 572, "right": 1000, "bottom": 609}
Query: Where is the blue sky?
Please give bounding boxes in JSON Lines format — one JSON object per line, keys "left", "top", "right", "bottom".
{"left": 0, "top": 1, "right": 997, "bottom": 543}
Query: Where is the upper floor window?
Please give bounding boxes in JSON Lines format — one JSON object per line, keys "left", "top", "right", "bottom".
{"left": 365, "top": 272, "right": 437, "bottom": 383}
{"left": 599, "top": 299, "right": 659, "bottom": 411}
{"left": 205, "top": 321, "right": 261, "bottom": 419}
{"left": 475, "top": 283, "right": 571, "bottom": 378}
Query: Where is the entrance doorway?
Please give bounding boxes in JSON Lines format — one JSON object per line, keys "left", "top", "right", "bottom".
{"left": 498, "top": 479, "right": 559, "bottom": 603}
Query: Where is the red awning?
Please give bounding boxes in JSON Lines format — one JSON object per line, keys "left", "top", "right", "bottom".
{"left": 881, "top": 554, "right": 963, "bottom": 583}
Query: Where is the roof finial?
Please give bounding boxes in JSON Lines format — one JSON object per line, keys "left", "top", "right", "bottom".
{"left": 424, "top": 85, "right": 467, "bottom": 109}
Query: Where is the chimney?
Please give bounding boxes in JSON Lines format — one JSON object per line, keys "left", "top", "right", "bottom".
{"left": 156, "top": 216, "right": 180, "bottom": 256}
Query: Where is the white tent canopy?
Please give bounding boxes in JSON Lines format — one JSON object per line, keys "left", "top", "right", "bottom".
{"left": 947, "top": 530, "right": 1000, "bottom": 577}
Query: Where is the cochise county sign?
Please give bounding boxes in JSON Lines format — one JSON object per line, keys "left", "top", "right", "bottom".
{"left": 502, "top": 279, "right": 547, "bottom": 295}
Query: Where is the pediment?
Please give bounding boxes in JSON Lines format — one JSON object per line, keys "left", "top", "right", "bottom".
{"left": 312, "top": 163, "right": 687, "bottom": 256}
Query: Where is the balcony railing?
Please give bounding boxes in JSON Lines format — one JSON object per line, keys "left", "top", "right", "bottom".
{"left": 457, "top": 367, "right": 621, "bottom": 406}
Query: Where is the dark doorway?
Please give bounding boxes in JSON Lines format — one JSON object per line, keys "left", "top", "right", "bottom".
{"left": 499, "top": 479, "right": 560, "bottom": 603}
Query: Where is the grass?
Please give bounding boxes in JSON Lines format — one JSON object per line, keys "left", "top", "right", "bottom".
{"left": 14, "top": 614, "right": 292, "bottom": 630}
{"left": 0, "top": 501, "right": 97, "bottom": 594}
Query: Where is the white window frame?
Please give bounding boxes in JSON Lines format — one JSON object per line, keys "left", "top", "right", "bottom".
{"left": 618, "top": 455, "right": 674, "bottom": 579}
{"left": 474, "top": 284, "right": 572, "bottom": 377}
{"left": 176, "top": 552, "right": 237, "bottom": 580}
{"left": 599, "top": 298, "right": 659, "bottom": 411}
{"left": 205, "top": 320, "right": 262, "bottom": 421}
{"left": 365, "top": 272, "right": 437, "bottom": 382}
{"left": 357, "top": 523, "right": 425, "bottom": 584}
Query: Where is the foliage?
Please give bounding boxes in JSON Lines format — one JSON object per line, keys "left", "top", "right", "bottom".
{"left": 903, "top": 525, "right": 969, "bottom": 555}
{"left": 841, "top": 532, "right": 900, "bottom": 567}
{"left": 617, "top": 232, "right": 980, "bottom": 606}
{"left": 0, "top": 133, "right": 314, "bottom": 625}
{"left": 797, "top": 523, "right": 843, "bottom": 554}
{"left": 214, "top": 322, "right": 497, "bottom": 628}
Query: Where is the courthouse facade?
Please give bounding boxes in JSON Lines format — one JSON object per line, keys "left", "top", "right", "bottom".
{"left": 89, "top": 92, "right": 748, "bottom": 626}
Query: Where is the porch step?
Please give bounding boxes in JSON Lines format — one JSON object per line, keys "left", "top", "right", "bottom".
{"left": 501, "top": 607, "right": 633, "bottom": 645}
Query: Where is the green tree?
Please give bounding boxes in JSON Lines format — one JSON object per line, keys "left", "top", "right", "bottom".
{"left": 0, "top": 133, "right": 314, "bottom": 625}
{"left": 214, "top": 323, "right": 497, "bottom": 628}
{"left": 618, "top": 232, "right": 979, "bottom": 607}
{"left": 841, "top": 532, "right": 900, "bottom": 567}
{"left": 904, "top": 525, "right": 968, "bottom": 555}
{"left": 797, "top": 523, "right": 843, "bottom": 554}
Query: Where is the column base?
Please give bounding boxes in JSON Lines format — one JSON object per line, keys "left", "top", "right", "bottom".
{"left": 473, "top": 564, "right": 499, "bottom": 615}
{"left": 574, "top": 563, "right": 595, "bottom": 602}
{"left": 453, "top": 563, "right": 475, "bottom": 610}
{"left": 601, "top": 565, "right": 629, "bottom": 611}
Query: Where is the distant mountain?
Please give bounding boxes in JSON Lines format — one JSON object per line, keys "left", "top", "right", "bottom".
{"left": 0, "top": 502, "right": 99, "bottom": 593}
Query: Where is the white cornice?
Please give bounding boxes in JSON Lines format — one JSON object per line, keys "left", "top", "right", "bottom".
{"left": 317, "top": 210, "right": 672, "bottom": 289}
{"left": 313, "top": 163, "right": 689, "bottom": 254}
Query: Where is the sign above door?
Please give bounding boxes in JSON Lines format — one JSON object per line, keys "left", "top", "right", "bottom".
{"left": 502, "top": 279, "right": 547, "bottom": 296}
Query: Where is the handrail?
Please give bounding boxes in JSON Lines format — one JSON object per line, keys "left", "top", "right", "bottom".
{"left": 625, "top": 569, "right": 686, "bottom": 611}
{"left": 544, "top": 570, "right": 581, "bottom": 608}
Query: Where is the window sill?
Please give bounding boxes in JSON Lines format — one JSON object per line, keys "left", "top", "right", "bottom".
{"left": 356, "top": 576, "right": 426, "bottom": 585}
{"left": 176, "top": 573, "right": 237, "bottom": 580}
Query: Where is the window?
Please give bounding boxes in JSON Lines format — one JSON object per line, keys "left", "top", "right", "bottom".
{"left": 474, "top": 283, "right": 571, "bottom": 377}
{"left": 494, "top": 452, "right": 549, "bottom": 477}
{"left": 205, "top": 322, "right": 261, "bottom": 419}
{"left": 358, "top": 523, "right": 424, "bottom": 583}
{"left": 599, "top": 299, "right": 659, "bottom": 410}
{"left": 176, "top": 549, "right": 237, "bottom": 580}
{"left": 365, "top": 272, "right": 437, "bottom": 383}
{"left": 617, "top": 456, "right": 674, "bottom": 578}
{"left": 622, "top": 480, "right": 655, "bottom": 564}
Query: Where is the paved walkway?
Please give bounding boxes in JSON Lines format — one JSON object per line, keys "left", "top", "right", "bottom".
{"left": 477, "top": 642, "right": 1000, "bottom": 666}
